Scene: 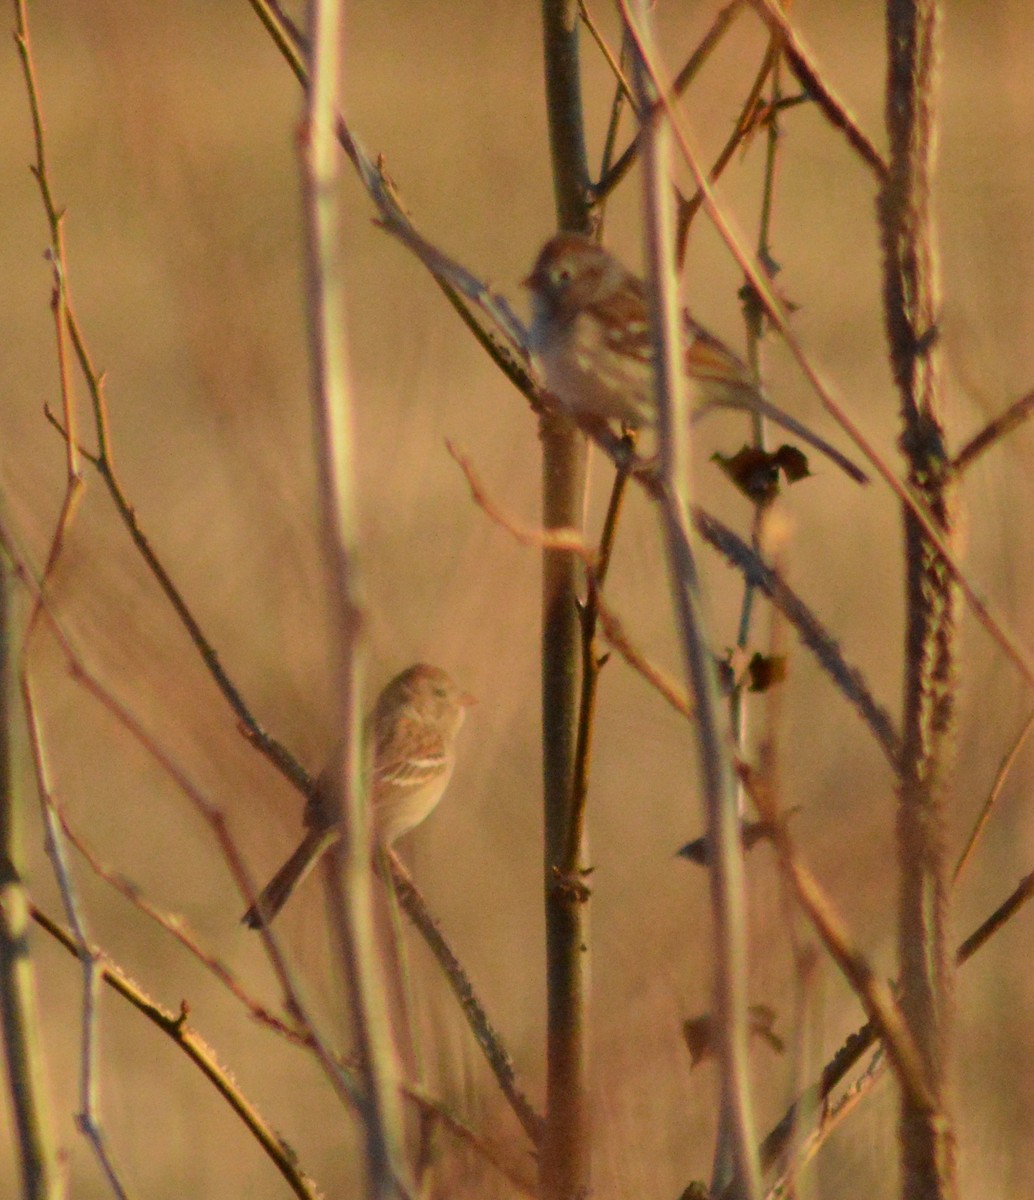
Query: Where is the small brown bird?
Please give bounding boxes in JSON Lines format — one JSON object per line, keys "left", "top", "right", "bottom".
{"left": 523, "top": 232, "right": 866, "bottom": 483}
{"left": 243, "top": 664, "right": 474, "bottom": 929}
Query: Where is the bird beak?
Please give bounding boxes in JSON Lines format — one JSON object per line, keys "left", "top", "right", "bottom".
{"left": 459, "top": 691, "right": 478, "bottom": 708}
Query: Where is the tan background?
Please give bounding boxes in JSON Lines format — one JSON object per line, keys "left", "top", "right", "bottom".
{"left": 2, "top": 1, "right": 1033, "bottom": 1196}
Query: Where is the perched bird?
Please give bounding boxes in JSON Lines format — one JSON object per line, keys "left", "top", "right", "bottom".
{"left": 523, "top": 232, "right": 866, "bottom": 483}
{"left": 243, "top": 663, "right": 474, "bottom": 929}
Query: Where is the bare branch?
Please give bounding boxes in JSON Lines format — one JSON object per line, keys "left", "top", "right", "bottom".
{"left": 748, "top": 0, "right": 889, "bottom": 179}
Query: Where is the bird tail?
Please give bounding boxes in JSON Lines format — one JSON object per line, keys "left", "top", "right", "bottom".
{"left": 686, "top": 319, "right": 867, "bottom": 484}
{"left": 696, "top": 388, "right": 868, "bottom": 484}
{"left": 241, "top": 825, "right": 339, "bottom": 929}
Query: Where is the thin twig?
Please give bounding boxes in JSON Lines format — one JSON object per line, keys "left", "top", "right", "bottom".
{"left": 630, "top": 8, "right": 761, "bottom": 1196}
{"left": 578, "top": 0, "right": 635, "bottom": 106}
{"left": 15, "top": 3, "right": 129, "bottom": 1186}
{"left": 951, "top": 388, "right": 1034, "bottom": 475}
{"left": 43, "top": 406, "right": 313, "bottom": 798}
{"left": 564, "top": 462, "right": 630, "bottom": 875}
{"left": 301, "top": 3, "right": 412, "bottom": 1194}
{"left": 725, "top": 33, "right": 787, "bottom": 758}
{"left": 0, "top": 551, "right": 63, "bottom": 1200}
{"left": 446, "top": 442, "right": 589, "bottom": 557}
{"left": 747, "top": 0, "right": 889, "bottom": 179}
{"left": 246, "top": 0, "right": 308, "bottom": 82}
{"left": 594, "top": 599, "right": 693, "bottom": 718}
{"left": 594, "top": 1, "right": 745, "bottom": 202}
{"left": 676, "top": 31, "right": 781, "bottom": 258}
{"left": 953, "top": 708, "right": 1034, "bottom": 887}
{"left": 763, "top": 1045, "right": 887, "bottom": 1199}
{"left": 719, "top": 45, "right": 787, "bottom": 1193}
{"left": 30, "top": 905, "right": 324, "bottom": 1200}
{"left": 591, "top": 9, "right": 631, "bottom": 204}
{"left": 738, "top": 769, "right": 933, "bottom": 1115}
{"left": 449, "top": 441, "right": 899, "bottom": 765}
{"left": 955, "top": 869, "right": 1034, "bottom": 964}
{"left": 624, "top": 10, "right": 1034, "bottom": 699}
{"left": 22, "top": 693, "right": 129, "bottom": 1199}
{"left": 382, "top": 853, "right": 544, "bottom": 1146}
{"left": 54, "top": 804, "right": 301, "bottom": 1038}
{"left": 757, "top": 864, "right": 1034, "bottom": 1179}
{"left": 693, "top": 511, "right": 902, "bottom": 769}
{"left": 450, "top": 442, "right": 695, "bottom": 721}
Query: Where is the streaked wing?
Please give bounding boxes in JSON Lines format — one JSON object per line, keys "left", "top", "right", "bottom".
{"left": 684, "top": 317, "right": 754, "bottom": 390}
{"left": 373, "top": 715, "right": 449, "bottom": 795}
{"left": 590, "top": 280, "right": 653, "bottom": 366}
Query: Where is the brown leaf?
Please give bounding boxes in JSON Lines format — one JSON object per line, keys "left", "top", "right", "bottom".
{"left": 682, "top": 1005, "right": 785, "bottom": 1068}
{"left": 747, "top": 651, "right": 788, "bottom": 693}
{"left": 711, "top": 445, "right": 782, "bottom": 505}
{"left": 772, "top": 443, "right": 811, "bottom": 482}
{"left": 677, "top": 807, "right": 802, "bottom": 865}
{"left": 682, "top": 1015, "right": 717, "bottom": 1066}
{"left": 712, "top": 442, "right": 815, "bottom": 504}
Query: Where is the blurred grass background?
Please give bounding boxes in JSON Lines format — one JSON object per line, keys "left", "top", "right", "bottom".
{"left": 2, "top": 1, "right": 1034, "bottom": 1196}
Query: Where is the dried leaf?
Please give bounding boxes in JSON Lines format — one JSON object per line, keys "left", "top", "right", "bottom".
{"left": 712, "top": 445, "right": 782, "bottom": 504}
{"left": 677, "top": 808, "right": 801, "bottom": 865}
{"left": 711, "top": 442, "right": 814, "bottom": 503}
{"left": 772, "top": 442, "right": 811, "bottom": 482}
{"left": 682, "top": 1005, "right": 785, "bottom": 1068}
{"left": 747, "top": 651, "right": 788, "bottom": 693}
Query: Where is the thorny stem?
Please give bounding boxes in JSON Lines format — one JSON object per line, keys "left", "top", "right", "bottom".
{"left": 879, "top": 1, "right": 958, "bottom": 1196}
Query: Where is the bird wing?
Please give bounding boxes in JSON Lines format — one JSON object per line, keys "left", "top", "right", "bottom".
{"left": 683, "top": 316, "right": 755, "bottom": 390}
{"left": 373, "top": 714, "right": 449, "bottom": 795}
{"left": 241, "top": 824, "right": 339, "bottom": 929}
{"left": 592, "top": 281, "right": 653, "bottom": 367}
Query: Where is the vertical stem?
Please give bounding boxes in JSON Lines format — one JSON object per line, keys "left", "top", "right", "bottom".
{"left": 627, "top": 8, "right": 760, "bottom": 1198}
{"left": 540, "top": 4, "right": 592, "bottom": 1197}
{"left": 563, "top": 467, "right": 629, "bottom": 875}
{"left": 0, "top": 556, "right": 63, "bottom": 1200}
{"left": 542, "top": 2, "right": 593, "bottom": 232}
{"left": 730, "top": 50, "right": 784, "bottom": 781}
{"left": 300, "top": 2, "right": 408, "bottom": 1197}
{"left": 879, "top": 2, "right": 958, "bottom": 1198}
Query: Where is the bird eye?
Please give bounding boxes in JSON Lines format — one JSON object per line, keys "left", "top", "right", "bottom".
{"left": 554, "top": 267, "right": 571, "bottom": 284}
